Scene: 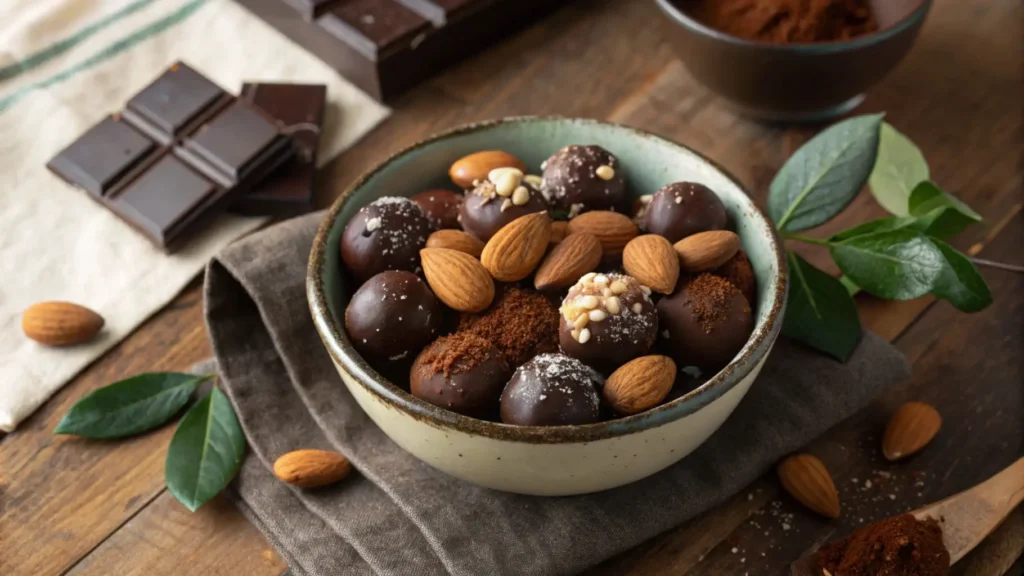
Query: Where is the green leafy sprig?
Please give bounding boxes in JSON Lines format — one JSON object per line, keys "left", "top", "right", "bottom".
{"left": 770, "top": 116, "right": 992, "bottom": 361}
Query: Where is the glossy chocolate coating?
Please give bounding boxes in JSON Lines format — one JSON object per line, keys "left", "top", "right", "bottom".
{"left": 500, "top": 353, "right": 602, "bottom": 426}
{"left": 409, "top": 334, "right": 510, "bottom": 418}
{"left": 341, "top": 196, "right": 431, "bottom": 283}
{"left": 643, "top": 182, "right": 727, "bottom": 243}
{"left": 711, "top": 249, "right": 756, "bottom": 306}
{"left": 411, "top": 189, "right": 463, "bottom": 230}
{"left": 656, "top": 275, "right": 753, "bottom": 369}
{"left": 541, "top": 145, "right": 626, "bottom": 214}
{"left": 345, "top": 271, "right": 443, "bottom": 363}
{"left": 459, "top": 180, "right": 547, "bottom": 241}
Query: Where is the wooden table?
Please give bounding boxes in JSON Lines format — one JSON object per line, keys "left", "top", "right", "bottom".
{"left": 2, "top": 1, "right": 1021, "bottom": 574}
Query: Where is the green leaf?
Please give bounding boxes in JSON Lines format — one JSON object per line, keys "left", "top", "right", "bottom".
{"left": 769, "top": 114, "right": 884, "bottom": 232}
{"left": 930, "top": 239, "right": 993, "bottom": 312}
{"left": 782, "top": 252, "right": 862, "bottom": 361}
{"left": 54, "top": 373, "right": 209, "bottom": 439}
{"left": 868, "top": 123, "right": 929, "bottom": 215}
{"left": 165, "top": 388, "right": 245, "bottom": 512}
{"left": 830, "top": 216, "right": 916, "bottom": 242}
{"left": 831, "top": 229, "right": 945, "bottom": 300}
{"left": 906, "top": 181, "right": 982, "bottom": 238}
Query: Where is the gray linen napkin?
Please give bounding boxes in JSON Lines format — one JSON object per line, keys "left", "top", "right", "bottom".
{"left": 203, "top": 212, "right": 910, "bottom": 576}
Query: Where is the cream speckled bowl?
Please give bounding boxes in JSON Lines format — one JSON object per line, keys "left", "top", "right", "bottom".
{"left": 308, "top": 117, "right": 787, "bottom": 495}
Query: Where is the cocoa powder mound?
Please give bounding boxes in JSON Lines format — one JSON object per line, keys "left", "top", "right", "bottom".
{"left": 459, "top": 287, "right": 560, "bottom": 367}
{"left": 816, "top": 514, "right": 949, "bottom": 576}
{"left": 690, "top": 0, "right": 879, "bottom": 44}
{"left": 420, "top": 332, "right": 498, "bottom": 378}
{"left": 685, "top": 274, "right": 745, "bottom": 333}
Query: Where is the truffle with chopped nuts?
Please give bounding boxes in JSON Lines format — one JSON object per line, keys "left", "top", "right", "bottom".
{"left": 341, "top": 196, "right": 431, "bottom": 283}
{"left": 500, "top": 353, "right": 603, "bottom": 426}
{"left": 345, "top": 271, "right": 443, "bottom": 364}
{"left": 541, "top": 145, "right": 627, "bottom": 215}
{"left": 410, "top": 332, "right": 511, "bottom": 418}
{"left": 558, "top": 273, "right": 658, "bottom": 373}
{"left": 644, "top": 182, "right": 727, "bottom": 243}
{"left": 459, "top": 167, "right": 548, "bottom": 241}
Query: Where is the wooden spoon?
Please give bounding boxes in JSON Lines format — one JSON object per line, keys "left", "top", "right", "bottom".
{"left": 791, "top": 457, "right": 1024, "bottom": 575}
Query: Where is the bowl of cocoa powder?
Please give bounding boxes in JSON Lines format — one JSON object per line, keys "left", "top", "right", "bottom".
{"left": 654, "top": 0, "right": 932, "bottom": 122}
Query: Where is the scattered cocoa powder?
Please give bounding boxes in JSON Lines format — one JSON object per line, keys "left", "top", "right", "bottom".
{"left": 459, "top": 287, "right": 559, "bottom": 367}
{"left": 689, "top": 0, "right": 879, "bottom": 44}
{"left": 686, "top": 273, "right": 745, "bottom": 333}
{"left": 816, "top": 514, "right": 949, "bottom": 576}
{"left": 420, "top": 332, "right": 499, "bottom": 378}
{"left": 711, "top": 250, "right": 756, "bottom": 306}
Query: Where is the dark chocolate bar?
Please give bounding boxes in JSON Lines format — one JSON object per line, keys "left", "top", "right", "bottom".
{"left": 231, "top": 0, "right": 571, "bottom": 101}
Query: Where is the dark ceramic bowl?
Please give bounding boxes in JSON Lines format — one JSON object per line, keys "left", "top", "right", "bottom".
{"left": 654, "top": 0, "right": 932, "bottom": 122}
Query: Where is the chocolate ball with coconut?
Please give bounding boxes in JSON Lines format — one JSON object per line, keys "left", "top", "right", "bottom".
{"left": 459, "top": 167, "right": 548, "bottom": 241}
{"left": 541, "top": 145, "right": 627, "bottom": 216}
{"left": 500, "top": 353, "right": 603, "bottom": 426}
{"left": 558, "top": 273, "right": 658, "bottom": 373}
{"left": 341, "top": 196, "right": 431, "bottom": 284}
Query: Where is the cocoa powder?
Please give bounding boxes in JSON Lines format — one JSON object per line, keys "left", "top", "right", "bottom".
{"left": 459, "top": 287, "right": 559, "bottom": 367}
{"left": 816, "top": 514, "right": 949, "bottom": 576}
{"left": 685, "top": 273, "right": 742, "bottom": 333}
{"left": 421, "top": 332, "right": 498, "bottom": 378}
{"left": 690, "top": 0, "right": 879, "bottom": 44}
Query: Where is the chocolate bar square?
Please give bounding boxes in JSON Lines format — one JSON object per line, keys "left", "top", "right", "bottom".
{"left": 47, "top": 115, "right": 156, "bottom": 197}
{"left": 124, "top": 63, "right": 229, "bottom": 143}
{"left": 180, "top": 101, "right": 289, "bottom": 183}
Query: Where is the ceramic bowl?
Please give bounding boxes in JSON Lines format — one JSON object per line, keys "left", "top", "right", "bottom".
{"left": 654, "top": 0, "right": 932, "bottom": 122}
{"left": 308, "top": 117, "right": 787, "bottom": 495}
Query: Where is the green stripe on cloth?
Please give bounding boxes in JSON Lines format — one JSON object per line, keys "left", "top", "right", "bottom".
{"left": 0, "top": 0, "right": 159, "bottom": 83}
{"left": 0, "top": 0, "right": 208, "bottom": 114}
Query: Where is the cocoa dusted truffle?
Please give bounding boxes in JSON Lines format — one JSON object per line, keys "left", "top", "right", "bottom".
{"left": 558, "top": 273, "right": 658, "bottom": 373}
{"left": 459, "top": 287, "right": 560, "bottom": 368}
{"left": 459, "top": 167, "right": 548, "bottom": 241}
{"left": 341, "top": 196, "right": 431, "bottom": 283}
{"left": 345, "top": 271, "right": 443, "bottom": 363}
{"left": 410, "top": 332, "right": 511, "bottom": 418}
{"left": 500, "top": 353, "right": 603, "bottom": 426}
{"left": 644, "top": 182, "right": 727, "bottom": 243}
{"left": 541, "top": 145, "right": 626, "bottom": 215}
{"left": 657, "top": 273, "right": 753, "bottom": 369}
{"left": 411, "top": 189, "right": 463, "bottom": 230}
{"left": 711, "top": 249, "right": 756, "bottom": 306}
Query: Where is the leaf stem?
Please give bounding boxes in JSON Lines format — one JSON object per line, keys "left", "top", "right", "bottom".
{"left": 784, "top": 234, "right": 833, "bottom": 247}
{"left": 969, "top": 257, "right": 1024, "bottom": 274}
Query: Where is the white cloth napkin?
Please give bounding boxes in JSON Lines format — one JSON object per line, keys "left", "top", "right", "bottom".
{"left": 0, "top": 0, "right": 390, "bottom": 431}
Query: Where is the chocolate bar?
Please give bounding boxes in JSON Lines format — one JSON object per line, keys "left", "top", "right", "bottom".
{"left": 47, "top": 63, "right": 296, "bottom": 252}
{"left": 232, "top": 0, "right": 571, "bottom": 101}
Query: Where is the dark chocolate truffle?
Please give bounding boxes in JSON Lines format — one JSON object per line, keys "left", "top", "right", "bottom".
{"left": 341, "top": 196, "right": 431, "bottom": 283}
{"left": 345, "top": 271, "right": 443, "bottom": 363}
{"left": 459, "top": 168, "right": 548, "bottom": 241}
{"left": 411, "top": 189, "right": 463, "bottom": 230}
{"left": 643, "top": 182, "right": 727, "bottom": 243}
{"left": 558, "top": 273, "right": 658, "bottom": 373}
{"left": 541, "top": 145, "right": 626, "bottom": 215}
{"left": 500, "top": 353, "right": 603, "bottom": 426}
{"left": 711, "top": 249, "right": 756, "bottom": 306}
{"left": 657, "top": 273, "right": 753, "bottom": 369}
{"left": 410, "top": 332, "right": 511, "bottom": 418}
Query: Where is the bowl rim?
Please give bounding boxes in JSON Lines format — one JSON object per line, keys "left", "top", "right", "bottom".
{"left": 653, "top": 0, "right": 933, "bottom": 53}
{"left": 307, "top": 116, "right": 788, "bottom": 444}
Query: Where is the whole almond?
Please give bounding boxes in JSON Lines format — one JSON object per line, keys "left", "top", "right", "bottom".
{"left": 603, "top": 355, "right": 676, "bottom": 414}
{"left": 673, "top": 230, "right": 741, "bottom": 272}
{"left": 420, "top": 248, "right": 495, "bottom": 312}
{"left": 550, "top": 221, "right": 569, "bottom": 245}
{"left": 622, "top": 235, "right": 680, "bottom": 294}
{"left": 22, "top": 301, "right": 104, "bottom": 346}
{"left": 534, "top": 232, "right": 603, "bottom": 291}
{"left": 777, "top": 454, "right": 840, "bottom": 518}
{"left": 449, "top": 151, "right": 526, "bottom": 189}
{"left": 566, "top": 211, "right": 638, "bottom": 255}
{"left": 480, "top": 211, "right": 552, "bottom": 282}
{"left": 273, "top": 449, "right": 352, "bottom": 488}
{"left": 426, "top": 229, "right": 484, "bottom": 258}
{"left": 882, "top": 402, "right": 941, "bottom": 461}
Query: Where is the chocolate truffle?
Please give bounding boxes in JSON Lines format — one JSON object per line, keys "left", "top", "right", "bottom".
{"left": 558, "top": 273, "right": 658, "bottom": 373}
{"left": 459, "top": 287, "right": 560, "bottom": 368}
{"left": 657, "top": 273, "right": 753, "bottom": 369}
{"left": 541, "top": 145, "right": 627, "bottom": 215}
{"left": 711, "top": 249, "right": 756, "bottom": 306}
{"left": 459, "top": 168, "right": 548, "bottom": 241}
{"left": 500, "top": 353, "right": 603, "bottom": 426}
{"left": 341, "top": 196, "right": 431, "bottom": 283}
{"left": 643, "top": 182, "right": 727, "bottom": 243}
{"left": 410, "top": 332, "right": 511, "bottom": 418}
{"left": 411, "top": 189, "right": 463, "bottom": 230}
{"left": 345, "top": 271, "right": 443, "bottom": 363}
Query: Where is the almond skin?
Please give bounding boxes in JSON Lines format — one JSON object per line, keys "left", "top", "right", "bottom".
{"left": 673, "top": 230, "right": 741, "bottom": 272}
{"left": 420, "top": 248, "right": 495, "bottom": 312}
{"left": 603, "top": 355, "right": 676, "bottom": 414}
{"left": 550, "top": 221, "right": 570, "bottom": 245}
{"left": 22, "top": 301, "right": 104, "bottom": 346}
{"left": 534, "top": 232, "right": 603, "bottom": 291}
{"left": 449, "top": 151, "right": 526, "bottom": 189}
{"left": 777, "top": 454, "right": 841, "bottom": 518}
{"left": 566, "top": 211, "right": 638, "bottom": 255}
{"left": 426, "top": 229, "right": 484, "bottom": 259}
{"left": 622, "top": 235, "right": 680, "bottom": 294}
{"left": 480, "top": 211, "right": 552, "bottom": 282}
{"left": 882, "top": 402, "right": 942, "bottom": 461}
{"left": 273, "top": 449, "right": 352, "bottom": 488}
